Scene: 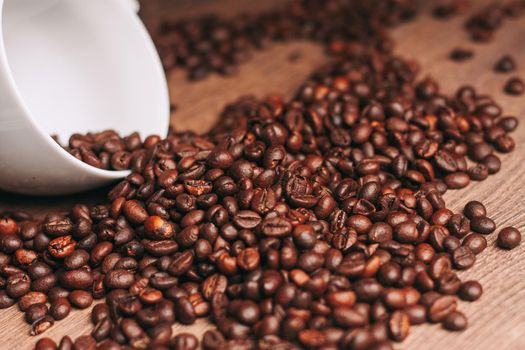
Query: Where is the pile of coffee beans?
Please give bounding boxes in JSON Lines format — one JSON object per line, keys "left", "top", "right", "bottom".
{"left": 154, "top": 0, "right": 417, "bottom": 80}
{"left": 0, "top": 1, "right": 522, "bottom": 350}
{"left": 55, "top": 131, "right": 156, "bottom": 171}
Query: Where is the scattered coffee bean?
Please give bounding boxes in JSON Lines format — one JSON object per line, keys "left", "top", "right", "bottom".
{"left": 504, "top": 77, "right": 524, "bottom": 96}
{"left": 494, "top": 55, "right": 516, "bottom": 73}
{"left": 449, "top": 48, "right": 474, "bottom": 62}
{"left": 497, "top": 227, "right": 521, "bottom": 249}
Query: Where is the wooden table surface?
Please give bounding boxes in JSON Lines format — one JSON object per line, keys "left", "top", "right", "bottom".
{"left": 0, "top": 1, "right": 524, "bottom": 349}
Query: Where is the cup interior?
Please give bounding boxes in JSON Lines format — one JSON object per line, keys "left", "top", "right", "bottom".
{"left": 1, "top": 0, "right": 169, "bottom": 143}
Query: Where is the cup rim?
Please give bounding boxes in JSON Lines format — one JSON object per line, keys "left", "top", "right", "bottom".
{"left": 0, "top": 0, "right": 162, "bottom": 180}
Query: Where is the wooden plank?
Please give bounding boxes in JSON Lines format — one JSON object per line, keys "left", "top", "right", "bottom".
{"left": 0, "top": 1, "right": 523, "bottom": 349}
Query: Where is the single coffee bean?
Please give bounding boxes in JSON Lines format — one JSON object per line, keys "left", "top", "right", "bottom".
{"left": 388, "top": 310, "right": 410, "bottom": 341}
{"left": 19, "top": 291, "right": 47, "bottom": 311}
{"left": 452, "top": 246, "right": 476, "bottom": 270}
{"left": 462, "top": 233, "right": 487, "bottom": 255}
{"left": 470, "top": 216, "right": 496, "bottom": 234}
{"left": 463, "top": 201, "right": 486, "bottom": 219}
{"left": 171, "top": 332, "right": 199, "bottom": 350}
{"left": 504, "top": 77, "right": 524, "bottom": 95}
{"left": 428, "top": 295, "right": 457, "bottom": 322}
{"left": 25, "top": 303, "right": 49, "bottom": 324}
{"left": 449, "top": 48, "right": 473, "bottom": 62}
{"left": 69, "top": 290, "right": 93, "bottom": 309}
{"left": 50, "top": 297, "right": 71, "bottom": 320}
{"left": 494, "top": 55, "right": 516, "bottom": 73}
{"left": 35, "top": 338, "right": 58, "bottom": 350}
{"left": 442, "top": 310, "right": 468, "bottom": 331}
{"left": 497, "top": 227, "right": 521, "bottom": 249}
{"left": 459, "top": 281, "right": 483, "bottom": 302}
{"left": 31, "top": 315, "right": 55, "bottom": 335}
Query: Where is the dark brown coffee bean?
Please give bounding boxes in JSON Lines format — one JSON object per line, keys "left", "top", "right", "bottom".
{"left": 497, "top": 227, "right": 521, "bottom": 249}
{"left": 459, "top": 280, "right": 483, "bottom": 301}
{"left": 59, "top": 269, "right": 93, "bottom": 290}
{"left": 494, "top": 55, "right": 516, "bottom": 73}
{"left": 175, "top": 296, "right": 196, "bottom": 324}
{"left": 504, "top": 77, "right": 524, "bottom": 95}
{"left": 50, "top": 297, "right": 71, "bottom": 320}
{"left": 468, "top": 164, "right": 489, "bottom": 181}
{"left": 73, "top": 335, "right": 96, "bottom": 350}
{"left": 428, "top": 295, "right": 457, "bottom": 322}
{"left": 452, "top": 246, "right": 475, "bottom": 270}
{"left": 449, "top": 48, "right": 473, "bottom": 61}
{"left": 69, "top": 290, "right": 93, "bottom": 309}
{"left": 406, "top": 304, "right": 427, "bottom": 325}
{"left": 462, "top": 233, "right": 486, "bottom": 255}
{"left": 171, "top": 332, "right": 199, "bottom": 350}
{"left": 0, "top": 290, "right": 16, "bottom": 309}
{"left": 497, "top": 116, "right": 519, "bottom": 132}
{"left": 463, "top": 201, "right": 486, "bottom": 219}
{"left": 48, "top": 235, "right": 76, "bottom": 258}
{"left": 481, "top": 154, "right": 500, "bottom": 174}
{"left": 233, "top": 211, "right": 262, "bottom": 230}
{"left": 104, "top": 269, "right": 135, "bottom": 289}
{"left": 19, "top": 291, "right": 47, "bottom": 311}
{"left": 123, "top": 200, "right": 149, "bottom": 224}
{"left": 442, "top": 310, "right": 468, "bottom": 331}
{"left": 31, "top": 315, "right": 55, "bottom": 335}
{"left": 64, "top": 250, "right": 90, "bottom": 270}
{"left": 92, "top": 317, "right": 112, "bottom": 342}
{"left": 388, "top": 310, "right": 410, "bottom": 341}
{"left": 36, "top": 338, "right": 58, "bottom": 350}
{"left": 26, "top": 303, "right": 49, "bottom": 323}
{"left": 470, "top": 216, "right": 496, "bottom": 234}
{"left": 260, "top": 217, "right": 292, "bottom": 238}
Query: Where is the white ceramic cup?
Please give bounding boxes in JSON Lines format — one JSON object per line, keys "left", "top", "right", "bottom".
{"left": 0, "top": 0, "right": 169, "bottom": 195}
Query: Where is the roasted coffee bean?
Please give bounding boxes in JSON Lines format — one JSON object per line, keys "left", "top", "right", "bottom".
{"left": 58, "top": 336, "right": 73, "bottom": 350}
{"left": 388, "top": 310, "right": 410, "bottom": 341}
{"left": 442, "top": 311, "right": 468, "bottom": 331}
{"left": 64, "top": 250, "right": 90, "bottom": 270}
{"left": 35, "top": 338, "right": 58, "bottom": 350}
{"left": 104, "top": 270, "right": 135, "bottom": 289}
{"left": 73, "top": 335, "right": 97, "bottom": 350}
{"left": 19, "top": 291, "right": 47, "bottom": 311}
{"left": 59, "top": 269, "right": 93, "bottom": 290}
{"left": 497, "top": 227, "right": 521, "bottom": 249}
{"left": 50, "top": 297, "right": 71, "bottom": 320}
{"left": 449, "top": 48, "right": 473, "bottom": 62}
{"left": 25, "top": 303, "right": 49, "bottom": 324}
{"left": 463, "top": 201, "right": 486, "bottom": 219}
{"left": 31, "top": 315, "right": 55, "bottom": 335}
{"left": 459, "top": 281, "right": 483, "bottom": 301}
{"left": 504, "top": 77, "right": 524, "bottom": 96}
{"left": 69, "top": 290, "right": 93, "bottom": 309}
{"left": 171, "top": 333, "right": 199, "bottom": 350}
{"left": 92, "top": 317, "right": 112, "bottom": 342}
{"left": 462, "top": 233, "right": 487, "bottom": 255}
{"left": 452, "top": 246, "right": 476, "bottom": 270}
{"left": 428, "top": 296, "right": 457, "bottom": 323}
{"left": 470, "top": 216, "right": 496, "bottom": 234}
{"left": 48, "top": 236, "right": 76, "bottom": 258}
{"left": 494, "top": 55, "right": 516, "bottom": 73}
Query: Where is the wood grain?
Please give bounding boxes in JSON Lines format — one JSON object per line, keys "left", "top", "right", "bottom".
{"left": 0, "top": 1, "right": 524, "bottom": 349}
